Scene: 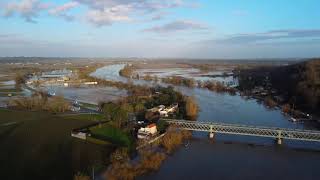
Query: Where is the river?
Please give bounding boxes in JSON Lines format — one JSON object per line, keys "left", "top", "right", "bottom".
{"left": 92, "top": 64, "right": 320, "bottom": 180}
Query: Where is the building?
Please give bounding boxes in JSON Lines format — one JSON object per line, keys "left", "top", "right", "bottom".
{"left": 159, "top": 103, "right": 178, "bottom": 117}
{"left": 137, "top": 123, "right": 157, "bottom": 139}
{"left": 147, "top": 103, "right": 178, "bottom": 118}
{"left": 41, "top": 69, "right": 72, "bottom": 80}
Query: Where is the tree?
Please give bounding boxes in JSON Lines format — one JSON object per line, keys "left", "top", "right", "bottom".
{"left": 157, "top": 120, "right": 168, "bottom": 133}
{"left": 14, "top": 73, "right": 26, "bottom": 90}
{"left": 73, "top": 173, "right": 91, "bottom": 180}
{"left": 185, "top": 96, "right": 198, "bottom": 120}
{"left": 110, "top": 148, "right": 129, "bottom": 164}
{"left": 134, "top": 103, "right": 145, "bottom": 112}
{"left": 102, "top": 102, "right": 118, "bottom": 120}
{"left": 45, "top": 96, "right": 70, "bottom": 113}
{"left": 161, "top": 126, "right": 192, "bottom": 153}
{"left": 136, "top": 150, "right": 166, "bottom": 174}
{"left": 282, "top": 104, "right": 291, "bottom": 113}
{"left": 102, "top": 102, "right": 130, "bottom": 128}
{"left": 121, "top": 103, "right": 134, "bottom": 113}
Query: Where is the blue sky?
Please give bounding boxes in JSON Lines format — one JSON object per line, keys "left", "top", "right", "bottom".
{"left": 0, "top": 0, "right": 320, "bottom": 58}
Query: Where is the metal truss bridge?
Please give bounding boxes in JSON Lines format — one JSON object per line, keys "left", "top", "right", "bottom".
{"left": 162, "top": 119, "right": 320, "bottom": 144}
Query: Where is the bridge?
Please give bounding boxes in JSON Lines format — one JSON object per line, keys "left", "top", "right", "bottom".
{"left": 162, "top": 119, "right": 320, "bottom": 144}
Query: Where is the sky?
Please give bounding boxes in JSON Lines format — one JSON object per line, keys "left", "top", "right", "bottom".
{"left": 0, "top": 0, "right": 320, "bottom": 59}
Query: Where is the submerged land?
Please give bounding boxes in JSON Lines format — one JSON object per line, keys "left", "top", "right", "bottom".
{"left": 0, "top": 57, "right": 320, "bottom": 180}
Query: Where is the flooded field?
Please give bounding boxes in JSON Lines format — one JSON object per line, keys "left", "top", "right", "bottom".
{"left": 41, "top": 85, "right": 127, "bottom": 104}
{"left": 0, "top": 79, "right": 32, "bottom": 107}
{"left": 0, "top": 80, "right": 15, "bottom": 86}
{"left": 136, "top": 66, "right": 238, "bottom": 86}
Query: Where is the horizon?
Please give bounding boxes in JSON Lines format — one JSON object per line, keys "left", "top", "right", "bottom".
{"left": 0, "top": 56, "right": 315, "bottom": 61}
{"left": 1, "top": 0, "right": 320, "bottom": 58}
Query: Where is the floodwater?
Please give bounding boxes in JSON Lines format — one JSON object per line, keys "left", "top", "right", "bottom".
{"left": 92, "top": 64, "right": 320, "bottom": 180}
{"left": 41, "top": 85, "right": 127, "bottom": 104}
{"left": 92, "top": 64, "right": 313, "bottom": 129}
{"left": 136, "top": 67, "right": 238, "bottom": 86}
{"left": 0, "top": 80, "right": 15, "bottom": 86}
{"left": 0, "top": 80, "right": 32, "bottom": 107}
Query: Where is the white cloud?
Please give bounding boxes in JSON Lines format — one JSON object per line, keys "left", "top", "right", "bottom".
{"left": 213, "top": 29, "right": 320, "bottom": 44}
{"left": 74, "top": 0, "right": 187, "bottom": 26}
{"left": 86, "top": 4, "right": 132, "bottom": 26}
{"left": 143, "top": 20, "right": 208, "bottom": 33}
{"left": 1, "top": 0, "right": 199, "bottom": 27}
{"left": 3, "top": 0, "right": 49, "bottom": 23}
{"left": 48, "top": 1, "right": 79, "bottom": 21}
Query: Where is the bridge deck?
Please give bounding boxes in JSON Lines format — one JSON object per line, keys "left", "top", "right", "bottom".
{"left": 162, "top": 119, "right": 320, "bottom": 142}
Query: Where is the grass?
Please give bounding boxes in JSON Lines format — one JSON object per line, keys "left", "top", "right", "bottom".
{"left": 0, "top": 87, "right": 20, "bottom": 97}
{"left": 0, "top": 88, "right": 19, "bottom": 93}
{"left": 0, "top": 109, "right": 112, "bottom": 180}
{"left": 90, "top": 124, "right": 133, "bottom": 149}
{"left": 0, "top": 92, "right": 21, "bottom": 97}
{"left": 60, "top": 113, "right": 105, "bottom": 121}
{"left": 80, "top": 102, "right": 98, "bottom": 109}
{"left": 86, "top": 136, "right": 111, "bottom": 145}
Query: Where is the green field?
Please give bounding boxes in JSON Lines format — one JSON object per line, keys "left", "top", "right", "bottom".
{"left": 0, "top": 86, "right": 21, "bottom": 97}
{"left": 90, "top": 124, "right": 134, "bottom": 150}
{"left": 80, "top": 102, "right": 99, "bottom": 109}
{"left": 0, "top": 109, "right": 112, "bottom": 180}
{"left": 0, "top": 88, "right": 19, "bottom": 92}
{"left": 60, "top": 113, "right": 105, "bottom": 121}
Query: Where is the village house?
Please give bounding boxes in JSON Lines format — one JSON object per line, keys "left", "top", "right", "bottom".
{"left": 137, "top": 123, "right": 157, "bottom": 139}
{"left": 147, "top": 103, "right": 179, "bottom": 118}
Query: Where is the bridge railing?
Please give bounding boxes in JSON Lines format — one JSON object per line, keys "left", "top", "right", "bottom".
{"left": 161, "top": 119, "right": 320, "bottom": 142}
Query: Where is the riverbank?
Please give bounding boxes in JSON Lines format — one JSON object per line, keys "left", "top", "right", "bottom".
{"left": 237, "top": 59, "right": 320, "bottom": 122}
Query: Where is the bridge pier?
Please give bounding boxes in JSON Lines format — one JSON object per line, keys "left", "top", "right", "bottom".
{"left": 276, "top": 138, "right": 282, "bottom": 145}
{"left": 209, "top": 132, "right": 215, "bottom": 139}
{"left": 209, "top": 125, "right": 215, "bottom": 139}
{"left": 276, "top": 130, "right": 283, "bottom": 145}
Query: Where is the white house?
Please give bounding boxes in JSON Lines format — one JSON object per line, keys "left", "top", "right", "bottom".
{"left": 137, "top": 123, "right": 157, "bottom": 139}
{"left": 159, "top": 110, "right": 168, "bottom": 117}
{"left": 147, "top": 103, "right": 179, "bottom": 118}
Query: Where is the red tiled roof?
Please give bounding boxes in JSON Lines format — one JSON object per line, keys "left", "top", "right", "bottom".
{"left": 147, "top": 123, "right": 156, "bottom": 128}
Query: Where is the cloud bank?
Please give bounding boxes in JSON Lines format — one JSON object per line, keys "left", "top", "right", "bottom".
{"left": 143, "top": 20, "right": 208, "bottom": 33}
{"left": 2, "top": 0, "right": 190, "bottom": 26}
{"left": 215, "top": 29, "right": 320, "bottom": 44}
{"left": 3, "top": 0, "right": 49, "bottom": 23}
{"left": 48, "top": 1, "right": 79, "bottom": 21}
